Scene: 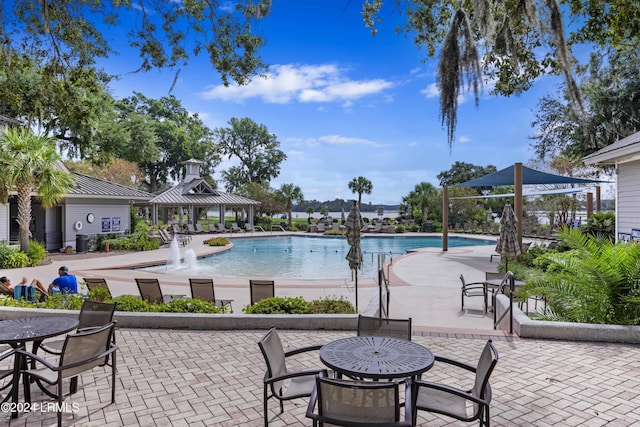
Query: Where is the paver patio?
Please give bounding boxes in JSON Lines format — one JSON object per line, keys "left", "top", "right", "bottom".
{"left": 2, "top": 328, "right": 640, "bottom": 426}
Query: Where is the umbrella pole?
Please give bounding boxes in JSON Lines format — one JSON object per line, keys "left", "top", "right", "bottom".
{"left": 355, "top": 270, "right": 358, "bottom": 313}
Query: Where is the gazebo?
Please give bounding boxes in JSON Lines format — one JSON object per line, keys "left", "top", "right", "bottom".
{"left": 442, "top": 162, "right": 606, "bottom": 251}
{"left": 144, "top": 159, "right": 260, "bottom": 229}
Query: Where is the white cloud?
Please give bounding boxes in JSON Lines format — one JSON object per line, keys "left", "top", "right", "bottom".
{"left": 458, "top": 136, "right": 471, "bottom": 143}
{"left": 421, "top": 83, "right": 440, "bottom": 99}
{"left": 199, "top": 63, "right": 394, "bottom": 105}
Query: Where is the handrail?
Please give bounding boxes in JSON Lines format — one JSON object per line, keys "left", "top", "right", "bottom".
{"left": 270, "top": 225, "right": 286, "bottom": 233}
{"left": 377, "top": 253, "right": 392, "bottom": 319}
{"left": 493, "top": 271, "right": 515, "bottom": 333}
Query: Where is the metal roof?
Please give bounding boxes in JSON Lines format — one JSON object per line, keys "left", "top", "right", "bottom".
{"left": 455, "top": 165, "right": 605, "bottom": 187}
{"left": 68, "top": 173, "right": 154, "bottom": 200}
{"left": 148, "top": 183, "right": 260, "bottom": 206}
{"left": 583, "top": 130, "right": 640, "bottom": 164}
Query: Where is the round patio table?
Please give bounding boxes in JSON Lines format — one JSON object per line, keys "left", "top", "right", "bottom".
{"left": 320, "top": 336, "right": 434, "bottom": 380}
{"left": 0, "top": 316, "right": 79, "bottom": 418}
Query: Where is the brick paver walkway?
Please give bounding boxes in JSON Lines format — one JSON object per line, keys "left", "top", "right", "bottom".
{"left": 2, "top": 328, "right": 639, "bottom": 426}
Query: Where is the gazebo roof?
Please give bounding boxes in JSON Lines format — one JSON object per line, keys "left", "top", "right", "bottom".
{"left": 149, "top": 179, "right": 260, "bottom": 207}
{"left": 68, "top": 172, "right": 153, "bottom": 201}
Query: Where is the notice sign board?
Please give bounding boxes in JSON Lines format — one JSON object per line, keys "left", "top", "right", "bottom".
{"left": 102, "top": 217, "right": 111, "bottom": 232}
{"left": 618, "top": 233, "right": 632, "bottom": 243}
{"left": 632, "top": 229, "right": 640, "bottom": 242}
{"left": 112, "top": 217, "right": 121, "bottom": 232}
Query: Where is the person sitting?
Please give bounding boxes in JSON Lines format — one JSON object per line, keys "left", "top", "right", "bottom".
{"left": 0, "top": 276, "right": 14, "bottom": 297}
{"left": 49, "top": 266, "right": 78, "bottom": 294}
{"left": 0, "top": 276, "right": 41, "bottom": 302}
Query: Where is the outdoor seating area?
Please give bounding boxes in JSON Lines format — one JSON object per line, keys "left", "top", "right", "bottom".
{"left": 1, "top": 327, "right": 639, "bottom": 425}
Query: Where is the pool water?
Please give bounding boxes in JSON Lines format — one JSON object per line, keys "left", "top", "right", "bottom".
{"left": 147, "top": 235, "right": 494, "bottom": 281}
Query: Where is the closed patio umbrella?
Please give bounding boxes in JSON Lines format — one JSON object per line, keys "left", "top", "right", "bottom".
{"left": 496, "top": 203, "right": 521, "bottom": 271}
{"left": 345, "top": 201, "right": 363, "bottom": 311}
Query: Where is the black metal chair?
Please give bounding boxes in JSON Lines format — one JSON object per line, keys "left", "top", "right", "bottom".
{"left": 188, "top": 278, "right": 233, "bottom": 311}
{"left": 357, "top": 315, "right": 412, "bottom": 341}
{"left": 306, "top": 376, "right": 413, "bottom": 427}
{"left": 135, "top": 278, "right": 186, "bottom": 303}
{"left": 412, "top": 340, "right": 498, "bottom": 426}
{"left": 18, "top": 322, "right": 118, "bottom": 427}
{"left": 250, "top": 280, "right": 275, "bottom": 305}
{"left": 83, "top": 277, "right": 112, "bottom": 298}
{"left": 0, "top": 346, "right": 15, "bottom": 403}
{"left": 460, "top": 274, "right": 487, "bottom": 313}
{"left": 257, "top": 326, "right": 326, "bottom": 426}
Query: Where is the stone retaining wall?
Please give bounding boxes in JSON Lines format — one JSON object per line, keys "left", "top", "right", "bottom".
{"left": 494, "top": 294, "right": 640, "bottom": 343}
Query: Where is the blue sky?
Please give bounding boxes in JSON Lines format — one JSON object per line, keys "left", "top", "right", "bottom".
{"left": 103, "top": 2, "right": 568, "bottom": 205}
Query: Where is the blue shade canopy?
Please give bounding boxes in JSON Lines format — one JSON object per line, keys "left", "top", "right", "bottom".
{"left": 455, "top": 165, "right": 605, "bottom": 187}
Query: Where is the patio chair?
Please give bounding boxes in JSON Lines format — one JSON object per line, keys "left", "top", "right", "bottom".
{"left": 194, "top": 223, "right": 206, "bottom": 234}
{"left": 250, "top": 279, "right": 275, "bottom": 305}
{"left": 306, "top": 376, "right": 413, "bottom": 427}
{"left": 231, "top": 222, "right": 244, "bottom": 233}
{"left": 135, "top": 278, "right": 186, "bottom": 304}
{"left": 316, "top": 223, "right": 326, "bottom": 233}
{"left": 258, "top": 326, "right": 327, "bottom": 427}
{"left": 188, "top": 278, "right": 233, "bottom": 311}
{"left": 18, "top": 322, "right": 118, "bottom": 427}
{"left": 39, "top": 300, "right": 116, "bottom": 354}
{"left": 83, "top": 277, "right": 112, "bottom": 298}
{"left": 0, "top": 281, "right": 13, "bottom": 297}
{"left": 186, "top": 223, "right": 197, "bottom": 234}
{"left": 412, "top": 340, "right": 498, "bottom": 426}
{"left": 460, "top": 274, "right": 487, "bottom": 313}
{"left": 490, "top": 223, "right": 499, "bottom": 235}
{"left": 215, "top": 223, "right": 227, "bottom": 233}
{"left": 0, "top": 346, "right": 15, "bottom": 399}
{"left": 357, "top": 315, "right": 412, "bottom": 341}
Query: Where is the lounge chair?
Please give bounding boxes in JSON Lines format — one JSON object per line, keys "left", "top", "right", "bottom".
{"left": 490, "top": 223, "right": 499, "bottom": 235}
{"left": 135, "top": 278, "right": 186, "bottom": 304}
{"left": 215, "top": 223, "right": 227, "bottom": 233}
{"left": 258, "top": 326, "right": 327, "bottom": 427}
{"left": 188, "top": 278, "right": 233, "bottom": 311}
{"left": 357, "top": 315, "right": 412, "bottom": 341}
{"left": 250, "top": 279, "right": 275, "bottom": 305}
{"left": 372, "top": 222, "right": 382, "bottom": 233}
{"left": 231, "top": 223, "right": 244, "bottom": 233}
{"left": 83, "top": 277, "right": 113, "bottom": 298}
{"left": 186, "top": 223, "right": 197, "bottom": 234}
{"left": 412, "top": 340, "right": 498, "bottom": 426}
{"left": 316, "top": 223, "right": 325, "bottom": 233}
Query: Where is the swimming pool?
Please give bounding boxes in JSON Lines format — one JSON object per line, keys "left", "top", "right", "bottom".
{"left": 146, "top": 235, "right": 495, "bottom": 280}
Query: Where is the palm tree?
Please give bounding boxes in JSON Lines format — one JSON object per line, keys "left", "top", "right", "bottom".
{"left": 275, "top": 183, "right": 303, "bottom": 227}
{"left": 406, "top": 182, "right": 439, "bottom": 231}
{"left": 305, "top": 206, "right": 314, "bottom": 222}
{"left": 0, "top": 128, "right": 75, "bottom": 252}
{"left": 348, "top": 176, "right": 373, "bottom": 207}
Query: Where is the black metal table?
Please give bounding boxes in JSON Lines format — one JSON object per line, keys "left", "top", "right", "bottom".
{"left": 319, "top": 336, "right": 434, "bottom": 380}
{"left": 0, "top": 316, "right": 79, "bottom": 418}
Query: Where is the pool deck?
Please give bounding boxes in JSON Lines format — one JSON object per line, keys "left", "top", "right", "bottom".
{"left": 3, "top": 232, "right": 640, "bottom": 426}
{"left": 7, "top": 231, "right": 504, "bottom": 332}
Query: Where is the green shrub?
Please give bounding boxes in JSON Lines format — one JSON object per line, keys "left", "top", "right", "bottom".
{"left": 395, "top": 225, "right": 405, "bottom": 233}
{"left": 243, "top": 296, "right": 310, "bottom": 314}
{"left": 204, "top": 237, "right": 230, "bottom": 246}
{"left": 308, "top": 296, "right": 356, "bottom": 314}
{"left": 27, "top": 240, "right": 47, "bottom": 266}
{"left": 4, "top": 251, "right": 29, "bottom": 268}
{"left": 410, "top": 224, "right": 420, "bottom": 232}
{"left": 39, "top": 293, "right": 85, "bottom": 310}
{"left": 583, "top": 211, "right": 615, "bottom": 241}
{"left": 165, "top": 298, "right": 222, "bottom": 313}
{"left": 111, "top": 295, "right": 152, "bottom": 312}
{"left": 88, "top": 287, "right": 111, "bottom": 302}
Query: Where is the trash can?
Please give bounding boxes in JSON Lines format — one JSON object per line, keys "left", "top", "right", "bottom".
{"left": 76, "top": 234, "right": 89, "bottom": 253}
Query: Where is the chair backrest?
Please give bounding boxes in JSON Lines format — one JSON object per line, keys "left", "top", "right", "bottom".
{"left": 250, "top": 280, "right": 274, "bottom": 305}
{"left": 216, "top": 223, "right": 226, "bottom": 232}
{"left": 78, "top": 300, "right": 116, "bottom": 329}
{"left": 357, "top": 315, "right": 412, "bottom": 341}
{"left": 83, "top": 278, "right": 112, "bottom": 297}
{"left": 485, "top": 272, "right": 505, "bottom": 282}
{"left": 60, "top": 322, "right": 116, "bottom": 379}
{"left": 314, "top": 376, "right": 400, "bottom": 424}
{"left": 471, "top": 340, "right": 499, "bottom": 402}
{"left": 0, "top": 282, "right": 13, "bottom": 297}
{"left": 189, "top": 278, "right": 215, "bottom": 302}
{"left": 257, "top": 327, "right": 287, "bottom": 394}
{"left": 135, "top": 278, "right": 163, "bottom": 303}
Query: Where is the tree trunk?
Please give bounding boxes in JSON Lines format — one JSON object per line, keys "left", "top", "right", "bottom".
{"left": 17, "top": 185, "right": 33, "bottom": 253}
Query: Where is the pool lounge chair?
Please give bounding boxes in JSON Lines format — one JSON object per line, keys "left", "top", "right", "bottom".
{"left": 250, "top": 280, "right": 275, "bottom": 305}
{"left": 231, "top": 223, "right": 244, "bottom": 233}
{"left": 83, "top": 277, "right": 113, "bottom": 298}
{"left": 189, "top": 278, "right": 233, "bottom": 311}
{"left": 135, "top": 278, "right": 187, "bottom": 304}
{"left": 316, "top": 223, "right": 325, "bottom": 233}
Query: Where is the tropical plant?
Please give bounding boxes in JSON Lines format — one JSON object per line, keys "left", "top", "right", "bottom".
{"left": 522, "top": 228, "right": 640, "bottom": 325}
{"left": 582, "top": 212, "right": 615, "bottom": 241}
{"left": 203, "top": 237, "right": 230, "bottom": 246}
{"left": 348, "top": 176, "right": 373, "bottom": 207}
{"left": 26, "top": 241, "right": 48, "bottom": 266}
{"left": 308, "top": 296, "right": 356, "bottom": 314}
{"left": 0, "top": 128, "right": 75, "bottom": 252}
{"left": 275, "top": 183, "right": 304, "bottom": 226}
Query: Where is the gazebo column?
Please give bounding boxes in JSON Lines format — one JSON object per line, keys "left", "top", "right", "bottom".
{"left": 587, "top": 193, "right": 593, "bottom": 218}
{"left": 219, "top": 204, "right": 226, "bottom": 226}
{"left": 442, "top": 186, "right": 448, "bottom": 252}
{"left": 152, "top": 204, "right": 158, "bottom": 226}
